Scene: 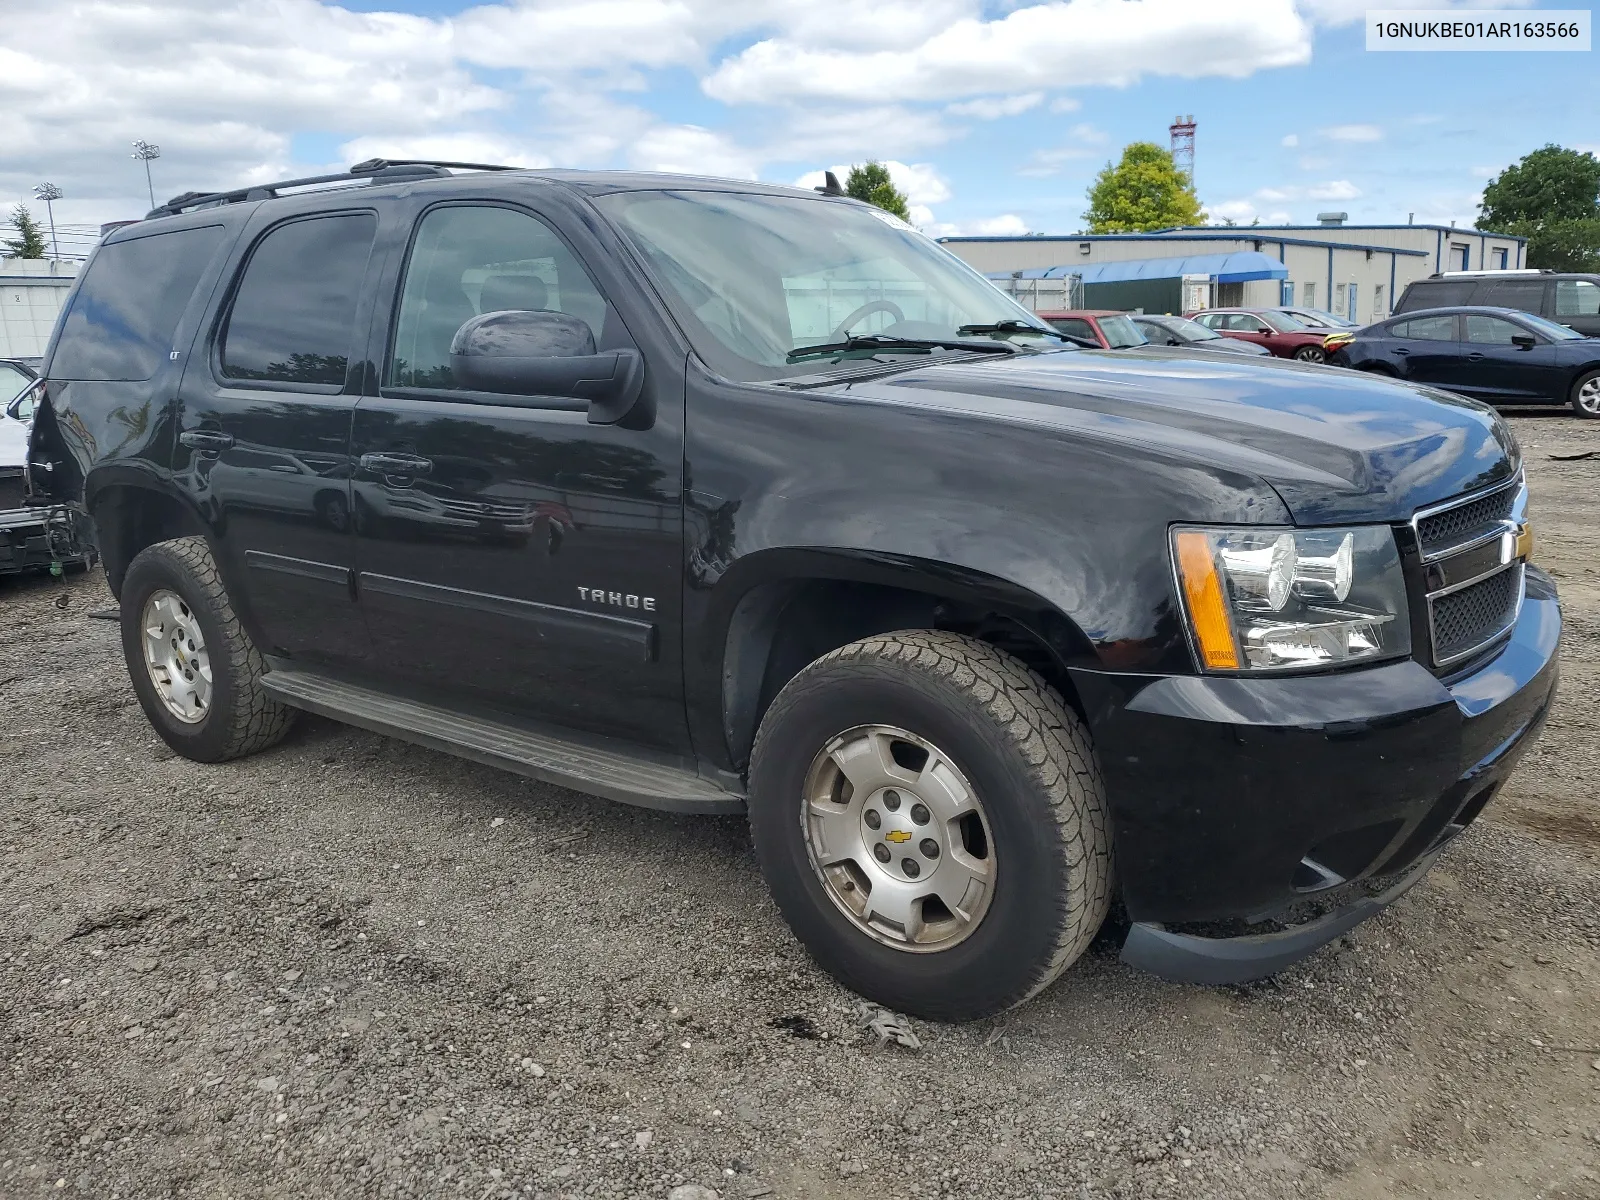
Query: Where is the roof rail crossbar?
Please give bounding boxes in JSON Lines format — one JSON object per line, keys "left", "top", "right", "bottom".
{"left": 147, "top": 157, "right": 516, "bottom": 219}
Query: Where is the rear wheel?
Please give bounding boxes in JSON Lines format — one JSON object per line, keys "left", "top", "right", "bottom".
{"left": 1571, "top": 369, "right": 1600, "bottom": 418}
{"left": 748, "top": 630, "right": 1113, "bottom": 1021}
{"left": 1294, "top": 345, "right": 1327, "bottom": 364}
{"left": 120, "top": 536, "right": 296, "bottom": 762}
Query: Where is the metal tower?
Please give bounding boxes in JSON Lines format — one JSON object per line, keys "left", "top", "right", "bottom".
{"left": 1169, "top": 114, "right": 1196, "bottom": 184}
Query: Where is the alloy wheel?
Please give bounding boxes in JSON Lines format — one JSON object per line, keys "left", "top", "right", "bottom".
{"left": 141, "top": 589, "right": 212, "bottom": 723}
{"left": 800, "top": 724, "right": 996, "bottom": 952}
{"left": 1579, "top": 376, "right": 1600, "bottom": 415}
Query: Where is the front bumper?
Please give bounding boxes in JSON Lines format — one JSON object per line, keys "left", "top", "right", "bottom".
{"left": 0, "top": 502, "right": 95, "bottom": 575}
{"left": 1071, "top": 565, "right": 1561, "bottom": 984}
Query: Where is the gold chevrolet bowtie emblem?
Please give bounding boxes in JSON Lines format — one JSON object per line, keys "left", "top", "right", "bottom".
{"left": 1514, "top": 521, "right": 1534, "bottom": 562}
{"left": 885, "top": 829, "right": 911, "bottom": 844}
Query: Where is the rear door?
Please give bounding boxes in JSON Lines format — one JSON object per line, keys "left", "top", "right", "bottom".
{"left": 1553, "top": 277, "right": 1600, "bottom": 336}
{"left": 1473, "top": 277, "right": 1550, "bottom": 323}
{"left": 1385, "top": 313, "right": 1462, "bottom": 387}
{"left": 174, "top": 210, "right": 378, "bottom": 666}
{"left": 1221, "top": 313, "right": 1274, "bottom": 351}
{"left": 349, "top": 198, "right": 688, "bottom": 750}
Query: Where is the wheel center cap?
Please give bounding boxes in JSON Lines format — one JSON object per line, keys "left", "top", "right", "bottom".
{"left": 861, "top": 787, "right": 939, "bottom": 882}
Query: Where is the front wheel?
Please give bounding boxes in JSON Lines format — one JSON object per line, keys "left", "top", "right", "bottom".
{"left": 1571, "top": 369, "right": 1600, "bottom": 418}
{"left": 1295, "top": 345, "right": 1327, "bottom": 363}
{"left": 748, "top": 631, "right": 1113, "bottom": 1021}
{"left": 120, "top": 536, "right": 296, "bottom": 762}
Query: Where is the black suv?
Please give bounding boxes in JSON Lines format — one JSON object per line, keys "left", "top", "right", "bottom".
{"left": 1395, "top": 270, "right": 1600, "bottom": 336}
{"left": 28, "top": 160, "right": 1560, "bottom": 1020}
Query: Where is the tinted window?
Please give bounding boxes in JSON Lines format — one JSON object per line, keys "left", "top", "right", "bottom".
{"left": 1464, "top": 315, "right": 1526, "bottom": 344}
{"left": 1049, "top": 318, "right": 1095, "bottom": 341}
{"left": 1224, "top": 314, "right": 1266, "bottom": 332}
{"left": 1519, "top": 312, "right": 1584, "bottom": 341}
{"left": 51, "top": 226, "right": 225, "bottom": 381}
{"left": 1398, "top": 281, "right": 1473, "bottom": 310}
{"left": 1259, "top": 311, "right": 1306, "bottom": 332}
{"left": 1391, "top": 315, "right": 1457, "bottom": 341}
{"left": 220, "top": 213, "right": 376, "bottom": 386}
{"left": 1555, "top": 279, "right": 1600, "bottom": 317}
{"left": 389, "top": 206, "right": 614, "bottom": 390}
{"left": 1476, "top": 279, "right": 1546, "bottom": 313}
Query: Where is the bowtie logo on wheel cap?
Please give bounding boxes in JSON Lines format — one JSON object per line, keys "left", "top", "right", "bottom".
{"left": 885, "top": 829, "right": 911, "bottom": 844}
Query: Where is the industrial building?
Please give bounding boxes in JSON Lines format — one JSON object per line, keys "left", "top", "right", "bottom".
{"left": 941, "top": 219, "right": 1527, "bottom": 325}
{"left": 0, "top": 259, "right": 79, "bottom": 357}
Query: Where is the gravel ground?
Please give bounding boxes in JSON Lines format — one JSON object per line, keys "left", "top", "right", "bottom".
{"left": 2, "top": 413, "right": 1597, "bottom": 1200}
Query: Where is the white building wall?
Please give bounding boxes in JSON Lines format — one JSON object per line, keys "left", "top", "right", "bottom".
{"left": 0, "top": 259, "right": 79, "bottom": 357}
{"left": 1156, "top": 225, "right": 1524, "bottom": 273}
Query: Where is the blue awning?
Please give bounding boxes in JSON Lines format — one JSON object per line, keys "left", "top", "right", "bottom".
{"left": 990, "top": 251, "right": 1289, "bottom": 285}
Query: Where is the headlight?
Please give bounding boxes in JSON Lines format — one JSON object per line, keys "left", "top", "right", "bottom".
{"left": 1171, "top": 525, "right": 1410, "bottom": 672}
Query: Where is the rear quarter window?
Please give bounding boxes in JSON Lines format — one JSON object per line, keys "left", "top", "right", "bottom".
{"left": 50, "top": 225, "right": 226, "bottom": 381}
{"left": 1398, "top": 281, "right": 1474, "bottom": 311}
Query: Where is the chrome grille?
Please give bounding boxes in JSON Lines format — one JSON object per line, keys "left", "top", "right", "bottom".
{"left": 1431, "top": 565, "right": 1522, "bottom": 664}
{"left": 1413, "top": 474, "right": 1527, "bottom": 668}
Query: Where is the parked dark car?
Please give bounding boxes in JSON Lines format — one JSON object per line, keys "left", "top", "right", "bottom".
{"left": 26, "top": 160, "right": 1559, "bottom": 1020}
{"left": 1189, "top": 308, "right": 1337, "bottom": 362}
{"left": 0, "top": 361, "right": 73, "bottom": 577}
{"left": 1394, "top": 271, "right": 1600, "bottom": 337}
{"left": 1129, "top": 314, "right": 1271, "bottom": 355}
{"left": 1327, "top": 306, "right": 1600, "bottom": 417}
{"left": 1036, "top": 309, "right": 1148, "bottom": 348}
{"left": 1273, "top": 307, "right": 1358, "bottom": 331}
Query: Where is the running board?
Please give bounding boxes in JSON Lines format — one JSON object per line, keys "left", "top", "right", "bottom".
{"left": 261, "top": 667, "right": 745, "bottom": 815}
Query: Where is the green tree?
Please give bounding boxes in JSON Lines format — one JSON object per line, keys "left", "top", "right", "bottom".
{"left": 844, "top": 162, "right": 911, "bottom": 221}
{"left": 1480, "top": 144, "right": 1600, "bottom": 271}
{"left": 1083, "top": 142, "right": 1204, "bottom": 233}
{"left": 3, "top": 204, "right": 48, "bottom": 258}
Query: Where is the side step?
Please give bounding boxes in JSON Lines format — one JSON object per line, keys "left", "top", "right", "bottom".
{"left": 261, "top": 666, "right": 745, "bottom": 815}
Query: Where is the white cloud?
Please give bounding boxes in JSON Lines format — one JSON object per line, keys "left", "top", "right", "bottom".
{"left": 1298, "top": 0, "right": 1535, "bottom": 25}
{"left": 1322, "top": 123, "right": 1383, "bottom": 143}
{"left": 1281, "top": 133, "right": 1299, "bottom": 148}
{"left": 1213, "top": 179, "right": 1361, "bottom": 223}
{"left": 629, "top": 125, "right": 760, "bottom": 179}
{"left": 947, "top": 93, "right": 1044, "bottom": 119}
{"left": 794, "top": 161, "right": 952, "bottom": 206}
{"left": 704, "top": 0, "right": 1311, "bottom": 105}
{"left": 1049, "top": 96, "right": 1082, "bottom": 113}
{"left": 970, "top": 214, "right": 1029, "bottom": 236}
{"left": 339, "top": 133, "right": 550, "bottom": 171}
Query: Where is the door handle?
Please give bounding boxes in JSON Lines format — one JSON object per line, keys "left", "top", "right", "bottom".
{"left": 1393, "top": 347, "right": 1410, "bottom": 355}
{"left": 180, "top": 429, "right": 234, "bottom": 452}
{"left": 360, "top": 452, "right": 433, "bottom": 477}
{"left": 1467, "top": 352, "right": 1485, "bottom": 361}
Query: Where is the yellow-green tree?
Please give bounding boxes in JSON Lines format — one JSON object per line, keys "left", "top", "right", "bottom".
{"left": 845, "top": 162, "right": 911, "bottom": 221}
{"left": 1083, "top": 142, "right": 1204, "bottom": 233}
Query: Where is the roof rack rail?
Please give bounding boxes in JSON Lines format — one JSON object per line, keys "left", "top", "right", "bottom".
{"left": 146, "top": 158, "right": 517, "bottom": 219}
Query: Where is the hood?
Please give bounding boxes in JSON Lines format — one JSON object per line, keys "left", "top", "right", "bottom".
{"left": 840, "top": 347, "right": 1518, "bottom": 525}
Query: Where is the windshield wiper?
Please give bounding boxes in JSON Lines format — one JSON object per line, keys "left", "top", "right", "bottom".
{"left": 785, "top": 334, "right": 1017, "bottom": 363}
{"left": 957, "top": 320, "right": 1095, "bottom": 349}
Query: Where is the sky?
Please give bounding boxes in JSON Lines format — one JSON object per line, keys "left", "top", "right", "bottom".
{"left": 2, "top": 0, "right": 1596, "bottom": 255}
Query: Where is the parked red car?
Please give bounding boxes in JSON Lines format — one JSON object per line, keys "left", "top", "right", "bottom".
{"left": 1036, "top": 309, "right": 1149, "bottom": 349}
{"left": 1188, "top": 308, "right": 1335, "bottom": 363}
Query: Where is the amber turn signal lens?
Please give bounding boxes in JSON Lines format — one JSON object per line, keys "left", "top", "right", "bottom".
{"left": 1174, "top": 531, "right": 1240, "bottom": 670}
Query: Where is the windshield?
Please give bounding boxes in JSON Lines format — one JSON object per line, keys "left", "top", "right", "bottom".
{"left": 1162, "top": 316, "right": 1221, "bottom": 340}
{"left": 1259, "top": 310, "right": 1309, "bottom": 332}
{"left": 1096, "top": 315, "right": 1147, "bottom": 348}
{"left": 1519, "top": 312, "right": 1586, "bottom": 341}
{"left": 595, "top": 189, "right": 1063, "bottom": 379}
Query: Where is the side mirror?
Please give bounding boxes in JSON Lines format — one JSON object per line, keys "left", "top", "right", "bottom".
{"left": 5, "top": 378, "right": 41, "bottom": 424}
{"left": 1510, "top": 334, "right": 1537, "bottom": 350}
{"left": 449, "top": 310, "right": 648, "bottom": 426}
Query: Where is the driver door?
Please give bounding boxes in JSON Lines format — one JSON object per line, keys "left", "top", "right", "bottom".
{"left": 350, "top": 200, "right": 688, "bottom": 750}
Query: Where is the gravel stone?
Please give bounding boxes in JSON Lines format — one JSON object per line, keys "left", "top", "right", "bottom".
{"left": 0, "top": 414, "right": 1595, "bottom": 1199}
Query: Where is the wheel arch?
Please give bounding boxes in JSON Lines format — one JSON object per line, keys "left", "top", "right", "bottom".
{"left": 85, "top": 471, "right": 211, "bottom": 598}
{"left": 704, "top": 548, "right": 1097, "bottom": 771}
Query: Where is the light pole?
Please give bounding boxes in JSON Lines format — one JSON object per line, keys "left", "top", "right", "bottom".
{"left": 32, "top": 183, "right": 63, "bottom": 259}
{"left": 132, "top": 141, "right": 161, "bottom": 209}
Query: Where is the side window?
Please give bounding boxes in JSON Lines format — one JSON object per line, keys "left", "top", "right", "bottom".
{"left": 388, "top": 205, "right": 617, "bottom": 391}
{"left": 1555, "top": 279, "right": 1600, "bottom": 317}
{"left": 1227, "top": 315, "right": 1265, "bottom": 332}
{"left": 0, "top": 363, "right": 32, "bottom": 406}
{"left": 1477, "top": 279, "right": 1546, "bottom": 313}
{"left": 220, "top": 213, "right": 376, "bottom": 387}
{"left": 51, "top": 225, "right": 226, "bottom": 381}
{"left": 1464, "top": 315, "right": 1528, "bottom": 345}
{"left": 1392, "top": 315, "right": 1457, "bottom": 341}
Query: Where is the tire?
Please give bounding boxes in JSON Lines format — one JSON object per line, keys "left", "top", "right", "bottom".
{"left": 748, "top": 630, "right": 1113, "bottom": 1021}
{"left": 120, "top": 536, "right": 296, "bottom": 762}
{"left": 1570, "top": 369, "right": 1600, "bottom": 418}
{"left": 1294, "top": 345, "right": 1327, "bottom": 364}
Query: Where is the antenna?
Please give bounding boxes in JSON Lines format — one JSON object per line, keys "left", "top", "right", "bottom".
{"left": 1169, "top": 114, "right": 1196, "bottom": 185}
{"left": 814, "top": 170, "right": 846, "bottom": 197}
